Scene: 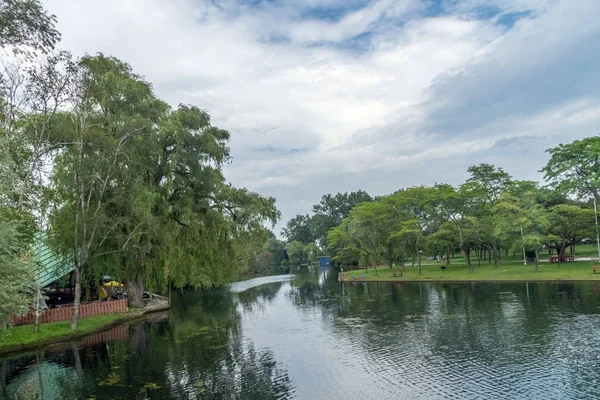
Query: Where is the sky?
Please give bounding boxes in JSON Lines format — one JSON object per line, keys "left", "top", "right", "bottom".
{"left": 42, "top": 0, "right": 600, "bottom": 234}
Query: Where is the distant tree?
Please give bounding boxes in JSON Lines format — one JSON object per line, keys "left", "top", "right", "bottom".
{"left": 284, "top": 240, "right": 306, "bottom": 264}
{"left": 460, "top": 164, "right": 512, "bottom": 268}
{"left": 311, "top": 190, "right": 372, "bottom": 247}
{"left": 304, "top": 242, "right": 321, "bottom": 261}
{"left": 344, "top": 201, "right": 389, "bottom": 275}
{"left": 386, "top": 187, "right": 439, "bottom": 274}
{"left": 281, "top": 214, "right": 315, "bottom": 245}
{"left": 265, "top": 236, "right": 287, "bottom": 266}
{"left": 328, "top": 222, "right": 361, "bottom": 266}
{"left": 494, "top": 191, "right": 549, "bottom": 271}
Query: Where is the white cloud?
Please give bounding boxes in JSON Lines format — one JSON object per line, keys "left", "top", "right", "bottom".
{"left": 42, "top": 0, "right": 600, "bottom": 232}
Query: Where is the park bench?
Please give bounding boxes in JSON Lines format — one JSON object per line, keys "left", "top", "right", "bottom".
{"left": 392, "top": 270, "right": 403, "bottom": 277}
{"left": 549, "top": 255, "right": 575, "bottom": 263}
{"left": 592, "top": 265, "right": 600, "bottom": 274}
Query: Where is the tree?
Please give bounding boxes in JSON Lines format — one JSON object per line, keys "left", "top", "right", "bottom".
{"left": 0, "top": 216, "right": 36, "bottom": 328}
{"left": 304, "top": 242, "right": 320, "bottom": 261}
{"left": 49, "top": 54, "right": 165, "bottom": 327}
{"left": 460, "top": 164, "right": 512, "bottom": 268}
{"left": 544, "top": 204, "right": 594, "bottom": 259}
{"left": 265, "top": 235, "right": 287, "bottom": 266}
{"left": 0, "top": 143, "right": 36, "bottom": 329}
{"left": 386, "top": 187, "right": 438, "bottom": 274}
{"left": 327, "top": 221, "right": 362, "bottom": 266}
{"left": 494, "top": 190, "right": 549, "bottom": 271}
{"left": 542, "top": 136, "right": 600, "bottom": 259}
{"left": 0, "top": 0, "right": 60, "bottom": 52}
{"left": 433, "top": 184, "right": 478, "bottom": 272}
{"left": 344, "top": 201, "right": 389, "bottom": 275}
{"left": 311, "top": 190, "right": 372, "bottom": 247}
{"left": 284, "top": 240, "right": 306, "bottom": 264}
{"left": 281, "top": 214, "right": 314, "bottom": 245}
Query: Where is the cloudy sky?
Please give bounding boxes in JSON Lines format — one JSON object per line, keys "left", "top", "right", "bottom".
{"left": 43, "top": 0, "right": 600, "bottom": 233}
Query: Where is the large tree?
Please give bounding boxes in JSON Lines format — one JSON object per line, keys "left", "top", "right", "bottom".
{"left": 542, "top": 136, "right": 600, "bottom": 258}
{"left": 49, "top": 54, "right": 164, "bottom": 326}
{"left": 544, "top": 204, "right": 594, "bottom": 259}
{"left": 460, "top": 164, "right": 512, "bottom": 268}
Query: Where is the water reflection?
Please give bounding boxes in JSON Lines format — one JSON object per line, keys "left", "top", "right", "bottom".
{"left": 3, "top": 270, "right": 600, "bottom": 399}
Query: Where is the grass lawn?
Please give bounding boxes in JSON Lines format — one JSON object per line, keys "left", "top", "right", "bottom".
{"left": 572, "top": 243, "right": 600, "bottom": 258}
{"left": 343, "top": 259, "right": 600, "bottom": 282}
{"left": 0, "top": 312, "right": 129, "bottom": 352}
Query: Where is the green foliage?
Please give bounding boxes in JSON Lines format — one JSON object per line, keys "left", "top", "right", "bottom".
{"left": 0, "top": 0, "right": 60, "bottom": 51}
{"left": 282, "top": 190, "right": 373, "bottom": 248}
{"left": 281, "top": 214, "right": 315, "bottom": 245}
{"left": 311, "top": 190, "right": 372, "bottom": 247}
{"left": 0, "top": 216, "right": 37, "bottom": 328}
{"left": 47, "top": 55, "right": 280, "bottom": 295}
{"left": 311, "top": 137, "right": 599, "bottom": 275}
{"left": 284, "top": 240, "right": 307, "bottom": 264}
{"left": 542, "top": 135, "right": 600, "bottom": 198}
{"left": 545, "top": 204, "right": 594, "bottom": 253}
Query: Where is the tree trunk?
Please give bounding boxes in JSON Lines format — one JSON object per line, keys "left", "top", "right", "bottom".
{"left": 417, "top": 246, "right": 422, "bottom": 275}
{"left": 373, "top": 254, "right": 378, "bottom": 277}
{"left": 127, "top": 274, "right": 144, "bottom": 308}
{"left": 534, "top": 245, "right": 540, "bottom": 272}
{"left": 492, "top": 242, "right": 499, "bottom": 268}
{"left": 446, "top": 246, "right": 451, "bottom": 266}
{"left": 559, "top": 243, "right": 567, "bottom": 261}
{"left": 34, "top": 286, "right": 41, "bottom": 333}
{"left": 463, "top": 249, "right": 473, "bottom": 273}
{"left": 71, "top": 265, "right": 82, "bottom": 330}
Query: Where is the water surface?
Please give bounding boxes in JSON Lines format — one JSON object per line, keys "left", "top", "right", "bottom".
{"left": 3, "top": 269, "right": 600, "bottom": 399}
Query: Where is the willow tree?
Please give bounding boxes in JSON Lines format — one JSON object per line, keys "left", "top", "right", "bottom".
{"left": 49, "top": 54, "right": 165, "bottom": 327}
{"left": 93, "top": 103, "right": 279, "bottom": 302}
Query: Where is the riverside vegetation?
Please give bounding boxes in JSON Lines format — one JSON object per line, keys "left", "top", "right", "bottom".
{"left": 1, "top": 0, "right": 600, "bottom": 341}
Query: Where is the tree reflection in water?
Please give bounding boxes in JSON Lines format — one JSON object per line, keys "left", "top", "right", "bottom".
{"left": 3, "top": 283, "right": 294, "bottom": 400}
{"left": 4, "top": 269, "right": 600, "bottom": 399}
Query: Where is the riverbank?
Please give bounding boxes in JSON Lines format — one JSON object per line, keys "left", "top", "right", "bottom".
{"left": 341, "top": 260, "right": 600, "bottom": 283}
{"left": 0, "top": 298, "right": 170, "bottom": 357}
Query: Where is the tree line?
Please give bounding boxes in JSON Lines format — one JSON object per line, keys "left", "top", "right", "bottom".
{"left": 281, "top": 136, "right": 600, "bottom": 275}
{"left": 1, "top": 1, "right": 279, "bottom": 329}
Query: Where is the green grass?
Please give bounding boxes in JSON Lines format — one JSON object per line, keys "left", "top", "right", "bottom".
{"left": 343, "top": 259, "right": 600, "bottom": 282}
{"left": 572, "top": 243, "right": 600, "bottom": 258}
{"left": 0, "top": 312, "right": 128, "bottom": 351}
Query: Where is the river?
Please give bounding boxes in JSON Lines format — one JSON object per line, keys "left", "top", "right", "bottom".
{"left": 2, "top": 268, "right": 600, "bottom": 399}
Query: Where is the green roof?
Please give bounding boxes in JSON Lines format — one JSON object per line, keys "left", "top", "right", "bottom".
{"left": 32, "top": 233, "right": 75, "bottom": 288}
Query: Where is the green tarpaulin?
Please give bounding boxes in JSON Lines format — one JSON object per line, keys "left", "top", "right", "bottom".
{"left": 32, "top": 233, "right": 75, "bottom": 288}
